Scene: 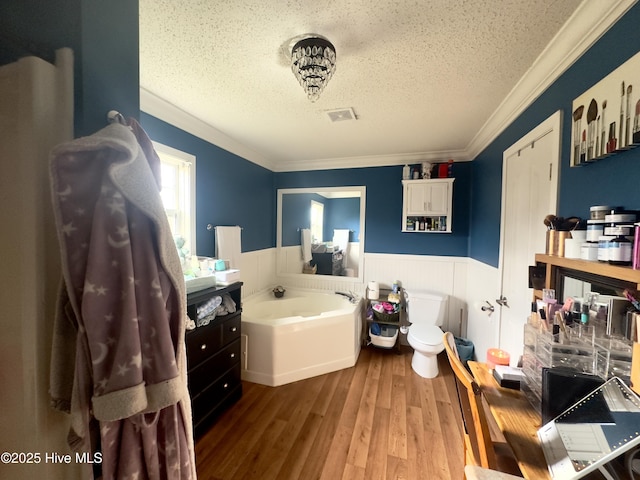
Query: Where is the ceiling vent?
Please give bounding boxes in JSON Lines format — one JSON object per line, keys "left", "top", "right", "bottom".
{"left": 325, "top": 107, "right": 357, "bottom": 122}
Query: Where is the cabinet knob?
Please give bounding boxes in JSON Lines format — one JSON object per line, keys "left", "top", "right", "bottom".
{"left": 230, "top": 353, "right": 235, "bottom": 358}
{"left": 223, "top": 383, "right": 229, "bottom": 389}
{"left": 200, "top": 344, "right": 207, "bottom": 350}
{"left": 230, "top": 326, "right": 237, "bottom": 332}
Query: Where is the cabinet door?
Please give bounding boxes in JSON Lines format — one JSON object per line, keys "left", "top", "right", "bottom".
{"left": 426, "top": 182, "right": 449, "bottom": 215}
{"left": 406, "top": 183, "right": 429, "bottom": 215}
{"left": 405, "top": 182, "right": 449, "bottom": 215}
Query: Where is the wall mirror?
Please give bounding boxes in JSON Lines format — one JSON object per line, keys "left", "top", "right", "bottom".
{"left": 276, "top": 186, "right": 366, "bottom": 283}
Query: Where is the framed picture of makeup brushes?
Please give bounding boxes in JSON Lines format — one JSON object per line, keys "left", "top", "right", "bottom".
{"left": 570, "top": 49, "right": 640, "bottom": 167}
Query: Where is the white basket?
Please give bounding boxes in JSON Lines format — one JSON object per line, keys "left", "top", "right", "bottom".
{"left": 370, "top": 325, "right": 398, "bottom": 348}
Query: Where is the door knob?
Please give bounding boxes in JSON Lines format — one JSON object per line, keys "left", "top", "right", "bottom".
{"left": 481, "top": 301, "right": 495, "bottom": 316}
{"left": 496, "top": 296, "right": 510, "bottom": 308}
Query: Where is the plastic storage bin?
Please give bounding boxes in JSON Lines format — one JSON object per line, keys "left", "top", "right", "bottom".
{"left": 369, "top": 324, "right": 398, "bottom": 348}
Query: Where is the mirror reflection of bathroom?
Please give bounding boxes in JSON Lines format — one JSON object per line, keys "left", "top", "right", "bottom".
{"left": 277, "top": 187, "right": 365, "bottom": 281}
{"left": 558, "top": 270, "right": 634, "bottom": 340}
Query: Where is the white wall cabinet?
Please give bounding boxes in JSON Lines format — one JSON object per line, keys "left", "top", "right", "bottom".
{"left": 402, "top": 178, "right": 454, "bottom": 233}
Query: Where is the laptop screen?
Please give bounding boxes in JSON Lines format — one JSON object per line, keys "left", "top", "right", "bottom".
{"left": 537, "top": 377, "right": 640, "bottom": 479}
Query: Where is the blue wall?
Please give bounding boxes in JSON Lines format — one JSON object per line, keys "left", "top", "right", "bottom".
{"left": 281, "top": 193, "right": 361, "bottom": 246}
{"left": 470, "top": 3, "right": 640, "bottom": 267}
{"left": 140, "top": 113, "right": 275, "bottom": 256}
{"left": 275, "top": 162, "right": 471, "bottom": 256}
{"left": 281, "top": 193, "right": 323, "bottom": 246}
{"left": 8, "top": 2, "right": 640, "bottom": 267}
{"left": 325, "top": 197, "right": 360, "bottom": 243}
{"left": 0, "top": 0, "right": 139, "bottom": 138}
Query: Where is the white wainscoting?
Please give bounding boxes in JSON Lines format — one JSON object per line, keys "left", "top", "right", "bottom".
{"left": 278, "top": 243, "right": 360, "bottom": 276}
{"left": 239, "top": 248, "right": 363, "bottom": 298}
{"left": 240, "top": 250, "right": 503, "bottom": 360}
{"left": 364, "top": 253, "right": 468, "bottom": 337}
{"left": 464, "top": 258, "right": 501, "bottom": 364}
{"left": 238, "top": 248, "right": 277, "bottom": 297}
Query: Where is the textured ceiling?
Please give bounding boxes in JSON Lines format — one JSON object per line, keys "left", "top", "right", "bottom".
{"left": 139, "top": 1, "right": 629, "bottom": 171}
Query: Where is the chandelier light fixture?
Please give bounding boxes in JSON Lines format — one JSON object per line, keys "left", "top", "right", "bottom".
{"left": 290, "top": 35, "right": 336, "bottom": 102}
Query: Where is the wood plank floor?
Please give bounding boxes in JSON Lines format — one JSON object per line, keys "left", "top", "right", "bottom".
{"left": 195, "top": 347, "right": 464, "bottom": 480}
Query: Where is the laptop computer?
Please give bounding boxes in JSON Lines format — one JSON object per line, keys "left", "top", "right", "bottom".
{"left": 537, "top": 377, "right": 640, "bottom": 479}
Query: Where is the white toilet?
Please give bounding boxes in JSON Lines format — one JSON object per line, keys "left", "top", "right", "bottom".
{"left": 405, "top": 290, "right": 448, "bottom": 378}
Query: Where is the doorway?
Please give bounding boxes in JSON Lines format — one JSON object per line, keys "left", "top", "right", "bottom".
{"left": 498, "top": 111, "right": 561, "bottom": 361}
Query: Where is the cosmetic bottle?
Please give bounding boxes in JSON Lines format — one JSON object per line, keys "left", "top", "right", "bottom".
{"left": 406, "top": 218, "right": 415, "bottom": 231}
{"left": 608, "top": 232, "right": 632, "bottom": 266}
{"left": 581, "top": 304, "right": 589, "bottom": 325}
{"left": 633, "top": 223, "right": 640, "bottom": 270}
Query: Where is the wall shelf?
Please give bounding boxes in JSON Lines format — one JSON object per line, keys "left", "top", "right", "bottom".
{"left": 401, "top": 178, "right": 454, "bottom": 233}
{"left": 363, "top": 287, "right": 406, "bottom": 351}
{"left": 534, "top": 254, "right": 640, "bottom": 291}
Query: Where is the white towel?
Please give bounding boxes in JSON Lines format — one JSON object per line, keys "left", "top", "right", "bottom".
{"left": 333, "top": 229, "right": 350, "bottom": 267}
{"left": 216, "top": 226, "right": 242, "bottom": 270}
{"left": 301, "top": 228, "right": 312, "bottom": 263}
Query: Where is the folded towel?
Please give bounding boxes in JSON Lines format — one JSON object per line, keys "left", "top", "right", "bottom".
{"left": 301, "top": 228, "right": 312, "bottom": 263}
{"left": 215, "top": 294, "right": 237, "bottom": 316}
{"left": 333, "top": 229, "right": 350, "bottom": 267}
{"left": 216, "top": 226, "right": 241, "bottom": 270}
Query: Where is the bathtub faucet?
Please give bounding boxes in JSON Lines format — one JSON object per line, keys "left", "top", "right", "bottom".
{"left": 335, "top": 291, "right": 358, "bottom": 303}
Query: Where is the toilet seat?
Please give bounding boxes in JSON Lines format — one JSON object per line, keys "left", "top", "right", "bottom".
{"left": 408, "top": 324, "right": 443, "bottom": 347}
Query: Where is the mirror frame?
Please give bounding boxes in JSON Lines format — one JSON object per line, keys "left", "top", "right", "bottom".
{"left": 276, "top": 186, "right": 366, "bottom": 283}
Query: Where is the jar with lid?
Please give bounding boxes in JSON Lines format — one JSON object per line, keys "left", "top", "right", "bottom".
{"left": 597, "top": 235, "right": 614, "bottom": 262}
{"left": 608, "top": 232, "right": 632, "bottom": 266}
{"left": 406, "top": 218, "right": 415, "bottom": 231}
{"left": 586, "top": 220, "right": 605, "bottom": 242}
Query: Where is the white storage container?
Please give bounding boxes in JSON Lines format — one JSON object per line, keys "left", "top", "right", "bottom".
{"left": 581, "top": 242, "right": 598, "bottom": 261}
{"left": 369, "top": 325, "right": 398, "bottom": 348}
{"left": 215, "top": 269, "right": 240, "bottom": 284}
{"left": 564, "top": 238, "right": 582, "bottom": 259}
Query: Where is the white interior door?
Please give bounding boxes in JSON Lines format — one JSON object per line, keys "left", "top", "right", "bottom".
{"left": 498, "top": 111, "right": 561, "bottom": 364}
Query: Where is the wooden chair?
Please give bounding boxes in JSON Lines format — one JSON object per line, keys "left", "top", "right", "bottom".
{"left": 443, "top": 332, "right": 522, "bottom": 478}
{"left": 463, "top": 465, "right": 523, "bottom": 480}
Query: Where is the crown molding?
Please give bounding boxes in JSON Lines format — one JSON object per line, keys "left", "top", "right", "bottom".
{"left": 465, "top": 0, "right": 637, "bottom": 159}
{"left": 140, "top": 88, "right": 277, "bottom": 171}
{"left": 272, "top": 149, "right": 470, "bottom": 172}
{"left": 141, "top": 0, "right": 636, "bottom": 172}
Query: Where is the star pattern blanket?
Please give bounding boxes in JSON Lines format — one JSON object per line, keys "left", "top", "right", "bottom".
{"left": 49, "top": 122, "right": 196, "bottom": 479}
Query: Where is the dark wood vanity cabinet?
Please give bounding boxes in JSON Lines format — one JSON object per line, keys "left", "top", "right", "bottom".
{"left": 312, "top": 251, "right": 343, "bottom": 275}
{"left": 186, "top": 282, "right": 242, "bottom": 437}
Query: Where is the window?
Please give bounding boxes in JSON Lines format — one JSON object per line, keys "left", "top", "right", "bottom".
{"left": 310, "top": 200, "right": 324, "bottom": 243}
{"left": 153, "top": 142, "right": 196, "bottom": 255}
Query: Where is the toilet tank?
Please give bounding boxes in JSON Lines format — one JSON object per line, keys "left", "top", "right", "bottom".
{"left": 406, "top": 290, "right": 448, "bottom": 326}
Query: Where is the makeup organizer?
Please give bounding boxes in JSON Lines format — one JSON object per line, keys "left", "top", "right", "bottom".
{"left": 570, "top": 49, "right": 640, "bottom": 167}
{"left": 521, "top": 320, "right": 634, "bottom": 414}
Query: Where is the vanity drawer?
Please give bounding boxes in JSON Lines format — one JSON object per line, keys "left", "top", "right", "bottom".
{"left": 221, "top": 314, "right": 241, "bottom": 345}
{"left": 188, "top": 338, "right": 241, "bottom": 394}
{"left": 186, "top": 323, "right": 222, "bottom": 369}
{"left": 192, "top": 362, "right": 241, "bottom": 423}
{"left": 186, "top": 313, "right": 241, "bottom": 369}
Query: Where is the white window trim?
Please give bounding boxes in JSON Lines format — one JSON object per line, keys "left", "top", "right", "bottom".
{"left": 153, "top": 141, "right": 197, "bottom": 255}
{"left": 310, "top": 200, "right": 324, "bottom": 244}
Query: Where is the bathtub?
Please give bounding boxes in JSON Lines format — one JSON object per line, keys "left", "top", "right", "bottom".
{"left": 241, "top": 288, "right": 362, "bottom": 387}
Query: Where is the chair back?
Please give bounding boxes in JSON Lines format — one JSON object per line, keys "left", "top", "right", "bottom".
{"left": 443, "top": 332, "right": 497, "bottom": 470}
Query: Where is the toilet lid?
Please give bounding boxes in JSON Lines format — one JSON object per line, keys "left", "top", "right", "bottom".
{"left": 408, "top": 324, "right": 443, "bottom": 346}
